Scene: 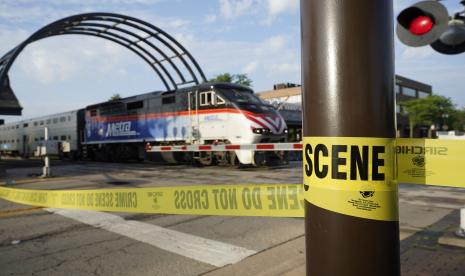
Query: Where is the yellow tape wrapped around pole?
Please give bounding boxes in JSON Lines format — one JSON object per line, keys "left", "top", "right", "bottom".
{"left": 302, "top": 137, "right": 398, "bottom": 221}
{"left": 0, "top": 184, "right": 305, "bottom": 217}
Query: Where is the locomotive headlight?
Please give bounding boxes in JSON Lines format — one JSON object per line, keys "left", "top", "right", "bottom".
{"left": 284, "top": 129, "right": 288, "bottom": 134}
{"left": 252, "top": 128, "right": 263, "bottom": 134}
{"left": 252, "top": 127, "right": 272, "bottom": 134}
{"left": 251, "top": 127, "right": 265, "bottom": 134}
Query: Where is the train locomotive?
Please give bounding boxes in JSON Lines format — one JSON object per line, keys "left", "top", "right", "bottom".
{"left": 0, "top": 82, "right": 288, "bottom": 166}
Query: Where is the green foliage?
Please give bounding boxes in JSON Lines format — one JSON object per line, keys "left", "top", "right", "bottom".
{"left": 400, "top": 95, "right": 455, "bottom": 137}
{"left": 233, "top": 74, "right": 253, "bottom": 87}
{"left": 451, "top": 109, "right": 465, "bottom": 131}
{"left": 109, "top": 93, "right": 122, "bottom": 101}
{"left": 209, "top": 73, "right": 253, "bottom": 87}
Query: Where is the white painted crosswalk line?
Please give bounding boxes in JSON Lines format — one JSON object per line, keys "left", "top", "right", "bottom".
{"left": 46, "top": 208, "right": 257, "bottom": 267}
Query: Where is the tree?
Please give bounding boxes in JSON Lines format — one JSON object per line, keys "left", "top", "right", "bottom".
{"left": 400, "top": 95, "right": 454, "bottom": 137}
{"left": 109, "top": 93, "right": 122, "bottom": 101}
{"left": 233, "top": 74, "right": 253, "bottom": 87}
{"left": 451, "top": 109, "right": 465, "bottom": 131}
{"left": 209, "top": 73, "right": 253, "bottom": 87}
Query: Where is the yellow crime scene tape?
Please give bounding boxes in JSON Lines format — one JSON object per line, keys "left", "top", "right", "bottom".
{"left": 0, "top": 184, "right": 305, "bottom": 217}
{"left": 396, "top": 138, "right": 465, "bottom": 188}
{"left": 302, "top": 137, "right": 398, "bottom": 221}
{"left": 0, "top": 138, "right": 464, "bottom": 218}
{"left": 302, "top": 137, "right": 465, "bottom": 221}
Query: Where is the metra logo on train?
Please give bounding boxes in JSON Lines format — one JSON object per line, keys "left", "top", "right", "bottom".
{"left": 106, "top": 122, "right": 137, "bottom": 137}
{"left": 0, "top": 82, "right": 289, "bottom": 166}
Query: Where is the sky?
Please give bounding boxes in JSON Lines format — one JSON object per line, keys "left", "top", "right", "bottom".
{"left": 0, "top": 0, "right": 464, "bottom": 123}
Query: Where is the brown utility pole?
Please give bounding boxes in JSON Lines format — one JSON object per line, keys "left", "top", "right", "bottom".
{"left": 301, "top": 1, "right": 400, "bottom": 275}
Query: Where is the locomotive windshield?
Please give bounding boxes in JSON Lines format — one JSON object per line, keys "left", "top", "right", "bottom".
{"left": 218, "top": 88, "right": 264, "bottom": 105}
{"left": 217, "top": 88, "right": 275, "bottom": 114}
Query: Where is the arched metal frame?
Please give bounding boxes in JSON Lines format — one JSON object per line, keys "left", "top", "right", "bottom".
{"left": 0, "top": 12, "right": 207, "bottom": 92}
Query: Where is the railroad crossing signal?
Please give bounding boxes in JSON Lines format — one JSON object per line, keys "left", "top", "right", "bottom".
{"left": 396, "top": 0, "right": 465, "bottom": 55}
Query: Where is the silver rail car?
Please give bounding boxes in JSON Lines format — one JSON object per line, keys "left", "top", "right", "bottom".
{"left": 0, "top": 110, "right": 84, "bottom": 158}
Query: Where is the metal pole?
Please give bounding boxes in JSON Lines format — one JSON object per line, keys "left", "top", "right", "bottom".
{"left": 301, "top": 1, "right": 399, "bottom": 275}
{"left": 42, "top": 127, "right": 50, "bottom": 177}
{"left": 457, "top": 207, "right": 465, "bottom": 238}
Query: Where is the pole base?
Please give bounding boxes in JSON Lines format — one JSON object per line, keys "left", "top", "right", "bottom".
{"left": 456, "top": 228, "right": 465, "bottom": 239}
{"left": 41, "top": 167, "right": 50, "bottom": 178}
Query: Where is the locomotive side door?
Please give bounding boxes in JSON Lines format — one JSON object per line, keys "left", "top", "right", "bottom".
{"left": 188, "top": 91, "right": 200, "bottom": 143}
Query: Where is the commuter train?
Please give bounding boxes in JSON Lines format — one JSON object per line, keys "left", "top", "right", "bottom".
{"left": 0, "top": 83, "right": 288, "bottom": 166}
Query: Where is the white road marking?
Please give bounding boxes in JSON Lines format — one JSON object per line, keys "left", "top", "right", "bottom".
{"left": 46, "top": 208, "right": 256, "bottom": 267}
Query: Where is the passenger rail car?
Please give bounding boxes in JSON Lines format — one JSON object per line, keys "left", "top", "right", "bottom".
{"left": 0, "top": 110, "right": 84, "bottom": 158}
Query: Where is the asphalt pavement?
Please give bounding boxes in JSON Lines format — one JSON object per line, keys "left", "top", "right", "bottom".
{"left": 0, "top": 160, "right": 464, "bottom": 275}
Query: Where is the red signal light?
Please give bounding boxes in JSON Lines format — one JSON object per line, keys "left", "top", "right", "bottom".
{"left": 409, "top": 15, "right": 434, "bottom": 35}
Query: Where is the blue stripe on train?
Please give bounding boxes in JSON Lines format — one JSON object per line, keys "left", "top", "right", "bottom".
{"left": 85, "top": 116, "right": 190, "bottom": 143}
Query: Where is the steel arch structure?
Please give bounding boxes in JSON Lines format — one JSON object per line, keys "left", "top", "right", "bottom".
{"left": 0, "top": 12, "right": 207, "bottom": 107}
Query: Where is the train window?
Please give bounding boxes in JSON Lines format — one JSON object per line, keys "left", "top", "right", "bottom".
{"left": 46, "top": 119, "right": 51, "bottom": 124}
{"left": 60, "top": 117, "right": 66, "bottom": 122}
{"left": 219, "top": 88, "right": 264, "bottom": 104}
{"left": 53, "top": 118, "right": 58, "bottom": 124}
{"left": 200, "top": 92, "right": 214, "bottom": 106}
{"left": 100, "top": 103, "right": 125, "bottom": 115}
{"left": 16, "top": 139, "right": 19, "bottom": 143}
{"left": 68, "top": 135, "right": 71, "bottom": 140}
{"left": 127, "top": 101, "right": 144, "bottom": 110}
{"left": 40, "top": 120, "right": 44, "bottom": 125}
{"left": 68, "top": 116, "right": 71, "bottom": 121}
{"left": 60, "top": 135, "right": 66, "bottom": 141}
{"left": 90, "top": 110, "right": 97, "bottom": 117}
{"left": 34, "top": 138, "right": 38, "bottom": 142}
{"left": 16, "top": 125, "right": 19, "bottom": 129}
{"left": 53, "top": 136, "right": 58, "bottom": 140}
{"left": 34, "top": 122, "right": 38, "bottom": 126}
{"left": 216, "top": 95, "right": 226, "bottom": 105}
{"left": 162, "top": 96, "right": 176, "bottom": 105}
{"left": 40, "top": 137, "right": 44, "bottom": 141}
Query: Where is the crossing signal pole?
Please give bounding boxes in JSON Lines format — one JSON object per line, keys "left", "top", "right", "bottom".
{"left": 396, "top": 0, "right": 465, "bottom": 55}
{"left": 301, "top": 1, "right": 400, "bottom": 275}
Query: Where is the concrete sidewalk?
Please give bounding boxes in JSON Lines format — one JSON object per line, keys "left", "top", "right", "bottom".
{"left": 205, "top": 210, "right": 465, "bottom": 276}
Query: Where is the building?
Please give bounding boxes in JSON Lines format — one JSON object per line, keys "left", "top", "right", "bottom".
{"left": 258, "top": 75, "right": 432, "bottom": 140}
{"left": 394, "top": 75, "right": 433, "bottom": 137}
